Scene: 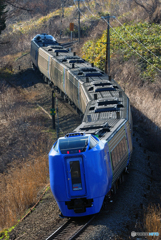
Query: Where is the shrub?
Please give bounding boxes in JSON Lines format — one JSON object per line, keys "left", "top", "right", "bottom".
{"left": 82, "top": 22, "right": 161, "bottom": 81}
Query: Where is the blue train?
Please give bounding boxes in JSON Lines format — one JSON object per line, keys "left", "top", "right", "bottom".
{"left": 31, "top": 34, "right": 133, "bottom": 217}
{"left": 49, "top": 133, "right": 113, "bottom": 216}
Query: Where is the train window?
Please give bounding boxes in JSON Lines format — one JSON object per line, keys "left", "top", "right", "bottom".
{"left": 89, "top": 136, "right": 98, "bottom": 150}
{"left": 59, "top": 136, "right": 89, "bottom": 154}
{"left": 111, "top": 137, "right": 128, "bottom": 170}
{"left": 70, "top": 161, "right": 82, "bottom": 191}
{"left": 53, "top": 141, "right": 58, "bottom": 152}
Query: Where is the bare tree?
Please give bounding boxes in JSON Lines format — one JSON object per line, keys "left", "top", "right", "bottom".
{"left": 0, "top": 0, "right": 7, "bottom": 34}
{"left": 133, "top": 0, "right": 161, "bottom": 23}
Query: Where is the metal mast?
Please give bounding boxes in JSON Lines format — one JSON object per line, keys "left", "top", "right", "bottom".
{"left": 74, "top": 0, "right": 84, "bottom": 43}
{"left": 101, "top": 15, "right": 115, "bottom": 76}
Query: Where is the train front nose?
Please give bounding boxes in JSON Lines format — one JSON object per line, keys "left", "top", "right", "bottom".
{"left": 64, "top": 156, "right": 95, "bottom": 214}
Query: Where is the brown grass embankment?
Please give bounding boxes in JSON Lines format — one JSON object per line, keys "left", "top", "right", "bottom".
{"left": 0, "top": 82, "right": 54, "bottom": 172}
{"left": 0, "top": 81, "right": 55, "bottom": 230}
{"left": 0, "top": 153, "right": 49, "bottom": 229}
{"left": 144, "top": 204, "right": 161, "bottom": 240}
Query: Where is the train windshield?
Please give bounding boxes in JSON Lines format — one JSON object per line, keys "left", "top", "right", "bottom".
{"left": 59, "top": 136, "right": 89, "bottom": 154}
{"left": 70, "top": 161, "right": 82, "bottom": 191}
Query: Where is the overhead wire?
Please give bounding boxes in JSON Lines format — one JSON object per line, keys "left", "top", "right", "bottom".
{"left": 115, "top": 18, "right": 161, "bottom": 61}
{"left": 105, "top": 21, "right": 161, "bottom": 73}
{"left": 75, "top": 0, "right": 161, "bottom": 73}
{"left": 73, "top": 0, "right": 88, "bottom": 20}
{"left": 83, "top": 0, "right": 100, "bottom": 19}
{"left": 75, "top": 0, "right": 132, "bottom": 58}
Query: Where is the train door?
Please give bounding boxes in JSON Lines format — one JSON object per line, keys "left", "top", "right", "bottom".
{"left": 66, "top": 157, "right": 86, "bottom": 197}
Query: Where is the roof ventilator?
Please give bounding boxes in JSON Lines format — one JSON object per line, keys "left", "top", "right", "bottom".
{"left": 113, "top": 85, "right": 119, "bottom": 89}
{"left": 95, "top": 105, "right": 118, "bottom": 113}
{"left": 86, "top": 77, "right": 89, "bottom": 83}
{"left": 97, "top": 98, "right": 120, "bottom": 105}
{"left": 84, "top": 72, "right": 102, "bottom": 77}
{"left": 94, "top": 94, "right": 97, "bottom": 100}
{"left": 116, "top": 112, "right": 120, "bottom": 119}
{"left": 89, "top": 106, "right": 95, "bottom": 111}
{"left": 119, "top": 91, "right": 122, "bottom": 98}
{"left": 55, "top": 49, "right": 68, "bottom": 53}
{"left": 94, "top": 86, "right": 116, "bottom": 92}
{"left": 78, "top": 72, "right": 83, "bottom": 76}
{"left": 68, "top": 59, "right": 84, "bottom": 63}
{"left": 92, "top": 82, "right": 111, "bottom": 87}
{"left": 80, "top": 122, "right": 109, "bottom": 131}
{"left": 88, "top": 86, "right": 93, "bottom": 91}
{"left": 48, "top": 46, "right": 63, "bottom": 49}
{"left": 80, "top": 67, "right": 97, "bottom": 72}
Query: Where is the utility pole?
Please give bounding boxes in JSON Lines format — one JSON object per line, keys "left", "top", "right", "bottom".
{"left": 78, "top": 0, "right": 80, "bottom": 43}
{"left": 56, "top": 97, "right": 59, "bottom": 139}
{"left": 74, "top": 0, "right": 84, "bottom": 43}
{"left": 101, "top": 15, "right": 115, "bottom": 76}
{"left": 50, "top": 90, "right": 56, "bottom": 129}
{"left": 60, "top": 0, "right": 64, "bottom": 39}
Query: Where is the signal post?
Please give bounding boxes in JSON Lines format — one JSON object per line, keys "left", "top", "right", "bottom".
{"left": 70, "top": 23, "right": 74, "bottom": 41}
{"left": 74, "top": 0, "right": 84, "bottom": 43}
{"left": 50, "top": 90, "right": 56, "bottom": 129}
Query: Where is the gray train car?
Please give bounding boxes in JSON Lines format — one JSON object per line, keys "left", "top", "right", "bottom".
{"left": 30, "top": 34, "right": 133, "bottom": 192}
{"left": 30, "top": 34, "right": 59, "bottom": 69}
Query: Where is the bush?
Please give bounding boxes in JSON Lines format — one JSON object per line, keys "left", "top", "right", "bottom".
{"left": 82, "top": 22, "right": 161, "bottom": 81}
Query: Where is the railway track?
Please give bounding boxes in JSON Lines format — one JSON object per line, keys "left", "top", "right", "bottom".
{"left": 45, "top": 215, "right": 95, "bottom": 240}
{"left": 61, "top": 40, "right": 78, "bottom": 48}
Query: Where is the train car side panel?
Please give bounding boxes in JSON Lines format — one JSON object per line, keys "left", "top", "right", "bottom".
{"left": 125, "top": 122, "right": 133, "bottom": 165}
{"left": 38, "top": 48, "right": 52, "bottom": 79}
{"left": 50, "top": 58, "right": 63, "bottom": 90}
{"left": 108, "top": 125, "right": 129, "bottom": 184}
{"left": 30, "top": 41, "right": 39, "bottom": 68}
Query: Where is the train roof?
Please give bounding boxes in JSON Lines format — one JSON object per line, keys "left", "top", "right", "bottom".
{"left": 32, "top": 34, "right": 59, "bottom": 47}
{"left": 32, "top": 34, "right": 130, "bottom": 141}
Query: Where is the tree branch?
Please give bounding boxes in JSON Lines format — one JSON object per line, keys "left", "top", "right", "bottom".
{"left": 134, "top": 0, "right": 150, "bottom": 13}
{"left": 0, "top": 41, "right": 10, "bottom": 44}
{"left": 5, "top": 0, "right": 33, "bottom": 12}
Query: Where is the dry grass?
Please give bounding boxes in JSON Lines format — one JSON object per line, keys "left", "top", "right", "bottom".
{"left": 111, "top": 57, "right": 161, "bottom": 135}
{"left": 0, "top": 80, "right": 54, "bottom": 231}
{"left": 0, "top": 154, "right": 49, "bottom": 229}
{"left": 0, "top": 84, "right": 54, "bottom": 172}
{"left": 144, "top": 204, "right": 161, "bottom": 239}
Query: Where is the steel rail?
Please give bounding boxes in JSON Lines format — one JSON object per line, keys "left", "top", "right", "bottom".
{"left": 45, "top": 219, "right": 72, "bottom": 240}
{"left": 61, "top": 40, "right": 78, "bottom": 48}
{"left": 69, "top": 215, "right": 95, "bottom": 240}
{"left": 45, "top": 215, "right": 95, "bottom": 240}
